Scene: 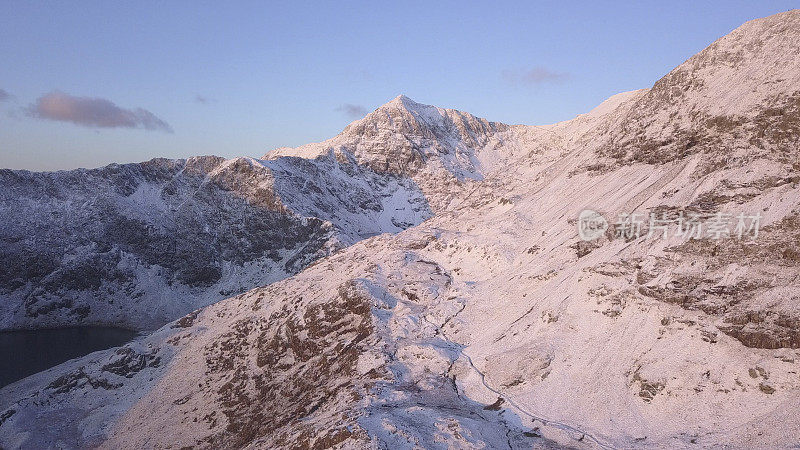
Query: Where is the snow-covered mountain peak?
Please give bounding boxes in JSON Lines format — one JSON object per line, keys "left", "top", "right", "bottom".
{"left": 378, "top": 94, "right": 432, "bottom": 113}
{"left": 265, "top": 97, "right": 510, "bottom": 209}
{"left": 383, "top": 94, "right": 416, "bottom": 109}
{"left": 370, "top": 94, "right": 452, "bottom": 127}
{"left": 340, "top": 94, "right": 446, "bottom": 137}
{"left": 335, "top": 94, "right": 509, "bottom": 154}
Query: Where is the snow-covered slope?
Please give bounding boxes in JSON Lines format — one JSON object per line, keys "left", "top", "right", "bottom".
{"left": 598, "top": 10, "right": 800, "bottom": 168}
{"left": 2, "top": 9, "right": 800, "bottom": 449}
{"left": 0, "top": 154, "right": 430, "bottom": 330}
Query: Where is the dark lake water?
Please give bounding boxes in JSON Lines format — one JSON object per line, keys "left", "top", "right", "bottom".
{"left": 0, "top": 327, "right": 139, "bottom": 388}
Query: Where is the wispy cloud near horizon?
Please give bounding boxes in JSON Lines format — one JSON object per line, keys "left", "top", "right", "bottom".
{"left": 335, "top": 103, "right": 368, "bottom": 119}
{"left": 27, "top": 91, "right": 173, "bottom": 133}
{"left": 0, "top": 89, "right": 12, "bottom": 102}
{"left": 502, "top": 66, "right": 570, "bottom": 85}
{"left": 194, "top": 94, "right": 216, "bottom": 105}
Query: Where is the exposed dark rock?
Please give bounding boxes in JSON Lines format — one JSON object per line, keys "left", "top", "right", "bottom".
{"left": 46, "top": 368, "right": 122, "bottom": 394}
{"left": 101, "top": 347, "right": 161, "bottom": 378}
{"left": 483, "top": 397, "right": 505, "bottom": 411}
{"left": 0, "top": 409, "right": 15, "bottom": 428}
{"left": 173, "top": 310, "right": 201, "bottom": 329}
{"left": 719, "top": 311, "right": 800, "bottom": 349}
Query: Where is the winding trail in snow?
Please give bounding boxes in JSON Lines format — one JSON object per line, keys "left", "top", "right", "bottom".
{"left": 457, "top": 348, "right": 615, "bottom": 449}
{"left": 421, "top": 292, "right": 615, "bottom": 449}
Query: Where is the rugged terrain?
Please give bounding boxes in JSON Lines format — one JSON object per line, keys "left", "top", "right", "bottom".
{"left": 0, "top": 153, "right": 430, "bottom": 330}
{"left": 1, "top": 10, "right": 800, "bottom": 449}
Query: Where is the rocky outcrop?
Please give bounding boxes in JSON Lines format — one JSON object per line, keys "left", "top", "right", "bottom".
{"left": 599, "top": 10, "right": 800, "bottom": 170}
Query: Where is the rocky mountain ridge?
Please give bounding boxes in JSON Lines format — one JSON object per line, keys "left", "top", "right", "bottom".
{"left": 267, "top": 95, "right": 511, "bottom": 212}
{"left": 0, "top": 153, "right": 430, "bottom": 330}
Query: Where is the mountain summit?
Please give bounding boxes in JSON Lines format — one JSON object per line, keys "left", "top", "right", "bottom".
{"left": 267, "top": 95, "right": 509, "bottom": 183}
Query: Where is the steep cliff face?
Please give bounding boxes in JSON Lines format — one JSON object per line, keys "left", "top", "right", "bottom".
{"left": 0, "top": 154, "right": 430, "bottom": 330}
{"left": 3, "top": 9, "right": 800, "bottom": 449}
{"left": 262, "top": 152, "right": 429, "bottom": 245}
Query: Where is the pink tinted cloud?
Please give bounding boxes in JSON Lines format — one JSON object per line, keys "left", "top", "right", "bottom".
{"left": 28, "top": 91, "right": 172, "bottom": 132}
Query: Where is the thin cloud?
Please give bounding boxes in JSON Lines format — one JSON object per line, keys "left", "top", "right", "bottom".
{"left": 503, "top": 67, "right": 570, "bottom": 85}
{"left": 0, "top": 89, "right": 12, "bottom": 102}
{"left": 194, "top": 94, "right": 216, "bottom": 105}
{"left": 27, "top": 91, "right": 173, "bottom": 133}
{"left": 336, "top": 103, "right": 368, "bottom": 119}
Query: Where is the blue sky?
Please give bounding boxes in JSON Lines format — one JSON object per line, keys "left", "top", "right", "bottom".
{"left": 1, "top": 1, "right": 797, "bottom": 171}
